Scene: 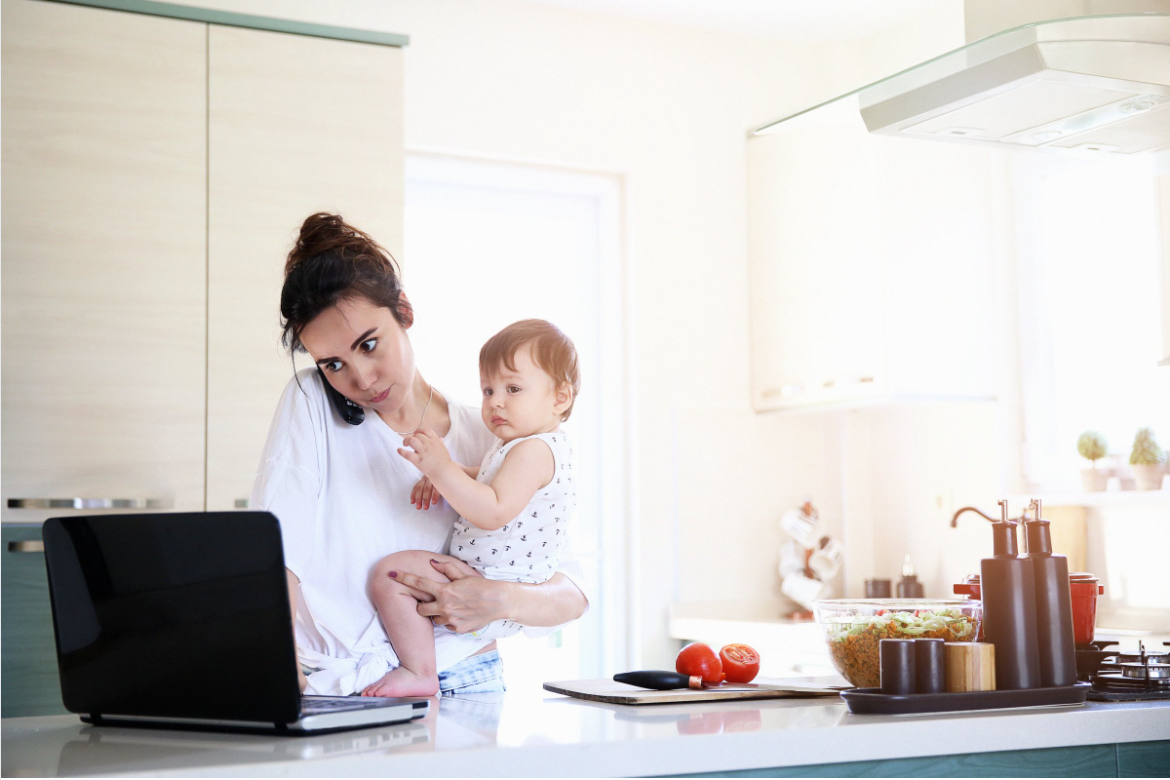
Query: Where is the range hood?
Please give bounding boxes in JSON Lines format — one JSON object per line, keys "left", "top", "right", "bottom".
{"left": 756, "top": 14, "right": 1170, "bottom": 155}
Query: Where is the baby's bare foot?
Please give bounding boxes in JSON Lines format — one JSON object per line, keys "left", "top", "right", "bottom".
{"left": 361, "top": 666, "right": 439, "bottom": 698}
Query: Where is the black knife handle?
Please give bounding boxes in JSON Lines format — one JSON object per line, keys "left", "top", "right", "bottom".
{"left": 614, "top": 671, "right": 698, "bottom": 690}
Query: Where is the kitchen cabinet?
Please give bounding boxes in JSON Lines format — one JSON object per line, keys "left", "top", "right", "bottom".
{"left": 1159, "top": 173, "right": 1170, "bottom": 367}
{"left": 206, "top": 26, "right": 403, "bottom": 512}
{"left": 1, "top": 525, "right": 66, "bottom": 718}
{"left": 747, "top": 97, "right": 1002, "bottom": 412}
{"left": 1, "top": 0, "right": 208, "bottom": 524}
{"left": 1, "top": 0, "right": 407, "bottom": 520}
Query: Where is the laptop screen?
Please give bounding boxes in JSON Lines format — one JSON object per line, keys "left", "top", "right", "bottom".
{"left": 42, "top": 512, "right": 302, "bottom": 724}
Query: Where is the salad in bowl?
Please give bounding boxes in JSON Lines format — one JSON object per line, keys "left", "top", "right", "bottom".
{"left": 813, "top": 599, "right": 982, "bottom": 688}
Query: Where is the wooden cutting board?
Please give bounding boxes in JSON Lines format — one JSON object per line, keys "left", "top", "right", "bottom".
{"left": 543, "top": 677, "right": 847, "bottom": 705}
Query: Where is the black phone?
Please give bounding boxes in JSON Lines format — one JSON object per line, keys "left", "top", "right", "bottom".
{"left": 316, "top": 367, "right": 365, "bottom": 425}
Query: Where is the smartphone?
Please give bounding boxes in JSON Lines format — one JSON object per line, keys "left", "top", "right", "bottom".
{"left": 316, "top": 367, "right": 365, "bottom": 425}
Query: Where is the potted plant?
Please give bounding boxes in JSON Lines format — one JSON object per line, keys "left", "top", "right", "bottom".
{"left": 1077, "top": 431, "right": 1109, "bottom": 491}
{"left": 1129, "top": 427, "right": 1167, "bottom": 491}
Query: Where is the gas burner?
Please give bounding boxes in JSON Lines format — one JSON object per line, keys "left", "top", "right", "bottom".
{"left": 1081, "top": 640, "right": 1170, "bottom": 702}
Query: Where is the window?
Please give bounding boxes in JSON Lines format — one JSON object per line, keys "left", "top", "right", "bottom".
{"left": 1017, "top": 153, "right": 1170, "bottom": 489}
{"left": 403, "top": 153, "right": 628, "bottom": 688}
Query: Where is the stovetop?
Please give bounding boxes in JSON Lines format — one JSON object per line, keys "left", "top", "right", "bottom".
{"left": 1076, "top": 641, "right": 1170, "bottom": 702}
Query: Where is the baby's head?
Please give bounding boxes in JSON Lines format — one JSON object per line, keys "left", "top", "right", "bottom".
{"left": 479, "top": 320, "right": 580, "bottom": 441}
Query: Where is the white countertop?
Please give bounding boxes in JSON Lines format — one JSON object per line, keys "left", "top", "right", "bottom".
{"left": 3, "top": 687, "right": 1169, "bottom": 777}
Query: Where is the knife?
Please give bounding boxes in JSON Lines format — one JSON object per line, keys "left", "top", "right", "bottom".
{"left": 613, "top": 671, "right": 845, "bottom": 694}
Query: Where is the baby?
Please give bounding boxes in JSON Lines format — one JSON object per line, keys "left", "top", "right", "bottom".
{"left": 361, "top": 319, "right": 580, "bottom": 697}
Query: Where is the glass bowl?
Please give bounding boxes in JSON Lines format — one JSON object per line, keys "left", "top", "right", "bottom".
{"left": 812, "top": 599, "right": 982, "bottom": 688}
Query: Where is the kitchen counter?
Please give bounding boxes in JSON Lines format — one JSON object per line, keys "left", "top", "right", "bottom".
{"left": 3, "top": 687, "right": 1168, "bottom": 777}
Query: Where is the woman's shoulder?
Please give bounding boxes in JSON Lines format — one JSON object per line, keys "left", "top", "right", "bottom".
{"left": 268, "top": 367, "right": 332, "bottom": 430}
{"left": 276, "top": 367, "right": 328, "bottom": 406}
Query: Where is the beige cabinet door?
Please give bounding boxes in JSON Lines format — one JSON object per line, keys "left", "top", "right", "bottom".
{"left": 747, "top": 99, "right": 885, "bottom": 412}
{"left": 1, "top": 0, "right": 207, "bottom": 523}
{"left": 206, "top": 26, "right": 404, "bottom": 511}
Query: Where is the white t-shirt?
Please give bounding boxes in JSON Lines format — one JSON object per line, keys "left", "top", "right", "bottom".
{"left": 249, "top": 368, "right": 590, "bottom": 695}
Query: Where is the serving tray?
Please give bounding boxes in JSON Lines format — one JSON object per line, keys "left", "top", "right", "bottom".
{"left": 840, "top": 682, "right": 1091, "bottom": 715}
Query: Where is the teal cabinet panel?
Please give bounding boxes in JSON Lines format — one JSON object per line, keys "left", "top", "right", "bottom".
{"left": 1, "top": 525, "right": 67, "bottom": 718}
{"left": 669, "top": 743, "right": 1119, "bottom": 778}
{"left": 1118, "top": 740, "right": 1170, "bottom": 778}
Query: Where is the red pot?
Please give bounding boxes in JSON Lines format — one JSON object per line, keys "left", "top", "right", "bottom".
{"left": 953, "top": 572, "right": 1103, "bottom": 645}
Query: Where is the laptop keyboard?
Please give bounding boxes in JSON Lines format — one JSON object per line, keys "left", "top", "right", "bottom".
{"left": 301, "top": 696, "right": 392, "bottom": 713}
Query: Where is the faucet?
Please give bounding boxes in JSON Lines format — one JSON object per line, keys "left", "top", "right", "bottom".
{"left": 950, "top": 505, "right": 1032, "bottom": 528}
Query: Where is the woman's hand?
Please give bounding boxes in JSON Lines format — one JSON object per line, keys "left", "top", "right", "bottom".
{"left": 391, "top": 557, "right": 509, "bottom": 634}
{"left": 397, "top": 427, "right": 452, "bottom": 476}
{"left": 410, "top": 476, "right": 442, "bottom": 510}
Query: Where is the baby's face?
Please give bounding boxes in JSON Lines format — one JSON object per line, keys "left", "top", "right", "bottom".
{"left": 480, "top": 345, "right": 568, "bottom": 442}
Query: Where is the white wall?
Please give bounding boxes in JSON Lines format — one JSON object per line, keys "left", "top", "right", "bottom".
{"left": 176, "top": 0, "right": 969, "bottom": 667}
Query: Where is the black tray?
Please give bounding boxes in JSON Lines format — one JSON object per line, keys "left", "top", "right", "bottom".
{"left": 840, "top": 682, "right": 1091, "bottom": 715}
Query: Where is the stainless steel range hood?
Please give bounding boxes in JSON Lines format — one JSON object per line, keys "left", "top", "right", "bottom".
{"left": 756, "top": 14, "right": 1170, "bottom": 155}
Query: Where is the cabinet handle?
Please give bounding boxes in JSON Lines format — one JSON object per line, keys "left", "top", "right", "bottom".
{"left": 763, "top": 384, "right": 804, "bottom": 398}
{"left": 6, "top": 498, "right": 173, "bottom": 510}
{"left": 7, "top": 541, "right": 44, "bottom": 553}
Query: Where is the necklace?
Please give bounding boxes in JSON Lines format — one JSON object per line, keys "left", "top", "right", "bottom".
{"left": 390, "top": 385, "right": 435, "bottom": 436}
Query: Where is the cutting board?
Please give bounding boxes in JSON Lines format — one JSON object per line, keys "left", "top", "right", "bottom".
{"left": 543, "top": 677, "right": 847, "bottom": 705}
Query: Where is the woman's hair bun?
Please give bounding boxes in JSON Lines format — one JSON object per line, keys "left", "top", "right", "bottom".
{"left": 285, "top": 212, "right": 382, "bottom": 277}
{"left": 279, "top": 212, "right": 410, "bottom": 353}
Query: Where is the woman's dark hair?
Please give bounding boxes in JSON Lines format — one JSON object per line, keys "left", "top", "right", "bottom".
{"left": 280, "top": 213, "right": 411, "bottom": 354}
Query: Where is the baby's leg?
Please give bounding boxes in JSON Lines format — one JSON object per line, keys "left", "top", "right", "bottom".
{"left": 364, "top": 550, "right": 451, "bottom": 697}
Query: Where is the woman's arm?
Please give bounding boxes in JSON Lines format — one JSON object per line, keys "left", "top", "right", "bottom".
{"left": 392, "top": 558, "right": 587, "bottom": 633}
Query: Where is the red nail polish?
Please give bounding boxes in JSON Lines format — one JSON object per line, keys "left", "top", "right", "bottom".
{"left": 388, "top": 571, "right": 397, "bottom": 578}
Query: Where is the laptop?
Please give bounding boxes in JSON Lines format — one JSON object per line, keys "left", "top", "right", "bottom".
{"left": 41, "top": 511, "right": 428, "bottom": 735}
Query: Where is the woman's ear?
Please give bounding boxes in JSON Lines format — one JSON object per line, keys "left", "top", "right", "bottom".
{"left": 398, "top": 291, "right": 414, "bottom": 329}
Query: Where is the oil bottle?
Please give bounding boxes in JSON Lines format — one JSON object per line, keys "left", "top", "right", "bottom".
{"left": 1022, "top": 499, "right": 1077, "bottom": 687}
{"left": 980, "top": 500, "right": 1041, "bottom": 689}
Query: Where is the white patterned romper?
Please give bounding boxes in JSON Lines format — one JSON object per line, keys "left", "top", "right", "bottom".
{"left": 449, "top": 431, "right": 576, "bottom": 642}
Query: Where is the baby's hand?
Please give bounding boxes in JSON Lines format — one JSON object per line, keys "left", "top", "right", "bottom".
{"left": 411, "top": 476, "right": 442, "bottom": 510}
{"left": 397, "top": 427, "right": 451, "bottom": 476}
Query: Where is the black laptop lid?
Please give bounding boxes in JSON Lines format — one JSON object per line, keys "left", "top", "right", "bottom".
{"left": 42, "top": 512, "right": 302, "bottom": 724}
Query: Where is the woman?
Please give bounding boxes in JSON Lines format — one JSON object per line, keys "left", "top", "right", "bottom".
{"left": 250, "top": 213, "right": 589, "bottom": 696}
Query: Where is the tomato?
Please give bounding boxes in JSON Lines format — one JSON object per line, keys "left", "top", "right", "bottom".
{"left": 676, "top": 642, "right": 722, "bottom": 685}
{"left": 719, "top": 643, "right": 761, "bottom": 683}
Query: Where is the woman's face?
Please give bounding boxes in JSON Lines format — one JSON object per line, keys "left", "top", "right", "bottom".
{"left": 299, "top": 296, "right": 416, "bottom": 415}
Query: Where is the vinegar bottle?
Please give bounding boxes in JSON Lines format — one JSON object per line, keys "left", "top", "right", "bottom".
{"left": 1023, "top": 499, "right": 1078, "bottom": 687}
{"left": 980, "top": 500, "right": 1042, "bottom": 690}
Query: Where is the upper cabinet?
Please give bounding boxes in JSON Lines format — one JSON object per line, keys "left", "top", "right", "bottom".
{"left": 747, "top": 98, "right": 1003, "bottom": 412}
{"left": 206, "top": 26, "right": 404, "bottom": 512}
{"left": 1, "top": 0, "right": 407, "bottom": 521}
{"left": 1, "top": 0, "right": 208, "bottom": 523}
{"left": 1160, "top": 173, "right": 1170, "bottom": 368}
